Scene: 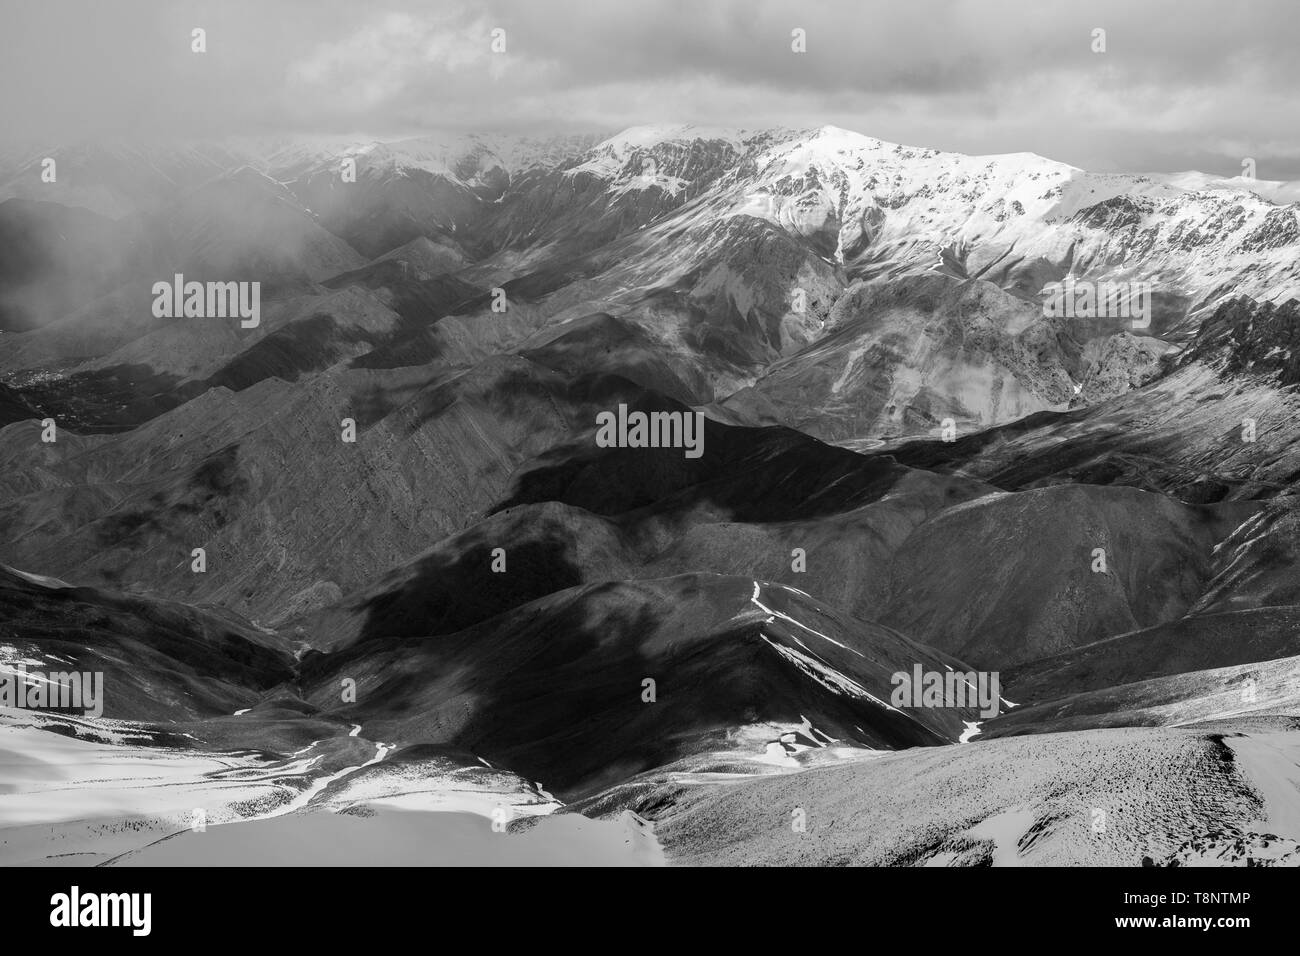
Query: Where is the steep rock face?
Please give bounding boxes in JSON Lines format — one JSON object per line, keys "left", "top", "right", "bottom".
{"left": 1239, "top": 206, "right": 1300, "bottom": 252}
{"left": 1192, "top": 503, "right": 1300, "bottom": 614}
{"left": 1078, "top": 331, "right": 1170, "bottom": 403}
{"left": 739, "top": 273, "right": 1074, "bottom": 443}
{"left": 470, "top": 132, "right": 751, "bottom": 274}
{"left": 1180, "top": 296, "right": 1300, "bottom": 386}
{"left": 669, "top": 215, "right": 843, "bottom": 362}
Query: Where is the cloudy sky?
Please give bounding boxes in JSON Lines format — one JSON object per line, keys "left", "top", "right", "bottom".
{"left": 5, "top": 0, "right": 1300, "bottom": 178}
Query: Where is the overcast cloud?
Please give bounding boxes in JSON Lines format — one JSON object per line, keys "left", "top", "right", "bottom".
{"left": 4, "top": 0, "right": 1299, "bottom": 178}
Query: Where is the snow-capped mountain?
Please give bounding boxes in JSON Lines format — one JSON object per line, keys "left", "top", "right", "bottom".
{"left": 546, "top": 124, "right": 1300, "bottom": 312}
{"left": 4, "top": 123, "right": 1300, "bottom": 441}
{"left": 7, "top": 123, "right": 1297, "bottom": 311}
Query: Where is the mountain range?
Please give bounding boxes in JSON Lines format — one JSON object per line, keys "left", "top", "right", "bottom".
{"left": 2, "top": 124, "right": 1299, "bottom": 867}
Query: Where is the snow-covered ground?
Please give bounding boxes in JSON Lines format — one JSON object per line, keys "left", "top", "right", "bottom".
{"left": 0, "top": 713, "right": 586, "bottom": 866}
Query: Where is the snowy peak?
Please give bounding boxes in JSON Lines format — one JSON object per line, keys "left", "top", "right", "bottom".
{"left": 4, "top": 124, "right": 1300, "bottom": 309}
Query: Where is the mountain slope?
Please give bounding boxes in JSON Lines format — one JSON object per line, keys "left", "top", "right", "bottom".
{"left": 300, "top": 573, "right": 977, "bottom": 797}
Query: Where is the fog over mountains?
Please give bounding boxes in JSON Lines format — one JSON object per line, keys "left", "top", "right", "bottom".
{"left": 2, "top": 123, "right": 1300, "bottom": 867}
